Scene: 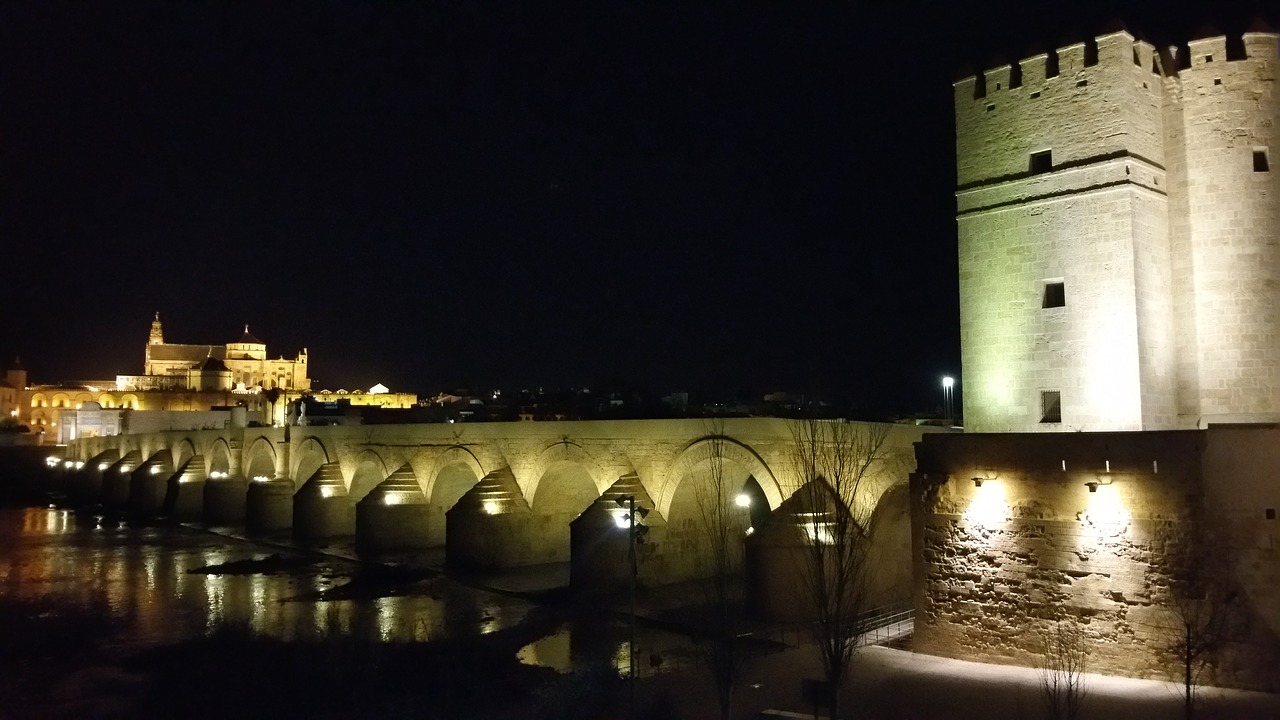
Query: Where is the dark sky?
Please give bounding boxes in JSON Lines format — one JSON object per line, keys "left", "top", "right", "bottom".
{"left": 1, "top": 2, "right": 1274, "bottom": 416}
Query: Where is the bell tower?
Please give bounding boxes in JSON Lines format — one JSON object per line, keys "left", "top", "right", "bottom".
{"left": 145, "top": 312, "right": 165, "bottom": 374}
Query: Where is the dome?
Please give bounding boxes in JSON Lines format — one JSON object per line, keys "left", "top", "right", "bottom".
{"left": 233, "top": 324, "right": 263, "bottom": 345}
{"left": 200, "top": 356, "right": 229, "bottom": 373}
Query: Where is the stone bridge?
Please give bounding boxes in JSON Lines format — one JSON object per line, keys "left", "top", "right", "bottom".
{"left": 58, "top": 418, "right": 933, "bottom": 600}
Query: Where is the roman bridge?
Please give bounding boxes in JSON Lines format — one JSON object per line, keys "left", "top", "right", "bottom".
{"left": 57, "top": 418, "right": 934, "bottom": 600}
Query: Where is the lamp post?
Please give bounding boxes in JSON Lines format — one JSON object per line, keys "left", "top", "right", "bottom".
{"left": 616, "top": 494, "right": 648, "bottom": 717}
{"left": 941, "top": 376, "right": 955, "bottom": 426}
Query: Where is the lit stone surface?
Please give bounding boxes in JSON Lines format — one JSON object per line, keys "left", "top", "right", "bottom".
{"left": 912, "top": 430, "right": 1280, "bottom": 693}
{"left": 957, "top": 31, "right": 1280, "bottom": 432}
{"left": 63, "top": 419, "right": 936, "bottom": 586}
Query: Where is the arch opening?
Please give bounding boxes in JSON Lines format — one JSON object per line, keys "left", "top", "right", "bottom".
{"left": 427, "top": 462, "right": 480, "bottom": 547}
{"left": 664, "top": 456, "right": 766, "bottom": 586}
{"left": 528, "top": 460, "right": 600, "bottom": 564}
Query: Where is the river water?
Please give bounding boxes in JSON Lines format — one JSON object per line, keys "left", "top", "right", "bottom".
{"left": 0, "top": 506, "right": 694, "bottom": 676}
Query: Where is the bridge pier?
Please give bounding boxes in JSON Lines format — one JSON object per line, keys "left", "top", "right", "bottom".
{"left": 203, "top": 476, "right": 247, "bottom": 524}
{"left": 129, "top": 452, "right": 173, "bottom": 516}
{"left": 69, "top": 451, "right": 114, "bottom": 505}
{"left": 246, "top": 478, "right": 293, "bottom": 533}
{"left": 569, "top": 475, "right": 665, "bottom": 593}
{"left": 293, "top": 464, "right": 354, "bottom": 540}
{"left": 356, "top": 465, "right": 431, "bottom": 550}
{"left": 101, "top": 451, "right": 141, "bottom": 511}
{"left": 164, "top": 455, "right": 206, "bottom": 522}
{"left": 446, "top": 469, "right": 537, "bottom": 570}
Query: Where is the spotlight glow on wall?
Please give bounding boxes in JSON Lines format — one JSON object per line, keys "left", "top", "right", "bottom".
{"left": 149, "top": 466, "right": 161, "bottom": 475}
{"left": 1081, "top": 482, "right": 1130, "bottom": 539}
{"left": 734, "top": 493, "right": 751, "bottom": 508}
{"left": 964, "top": 479, "right": 1007, "bottom": 529}
{"left": 251, "top": 475, "right": 270, "bottom": 483}
{"left": 482, "top": 500, "right": 500, "bottom": 515}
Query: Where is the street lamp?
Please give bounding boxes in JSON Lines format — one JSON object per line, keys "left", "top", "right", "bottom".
{"left": 941, "top": 376, "right": 955, "bottom": 426}
{"left": 615, "top": 494, "right": 648, "bottom": 716}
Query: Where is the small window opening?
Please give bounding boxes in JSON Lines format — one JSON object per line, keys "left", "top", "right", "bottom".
{"left": 1045, "top": 51, "right": 1060, "bottom": 78}
{"left": 1214, "top": 78, "right": 1222, "bottom": 86}
{"left": 1042, "top": 280, "right": 1065, "bottom": 308}
{"left": 1030, "top": 150, "right": 1053, "bottom": 174}
{"left": 1040, "top": 391, "right": 1062, "bottom": 424}
{"left": 1132, "top": 45, "right": 1142, "bottom": 65}
{"left": 1204, "top": 54, "right": 1213, "bottom": 63}
{"left": 1010, "top": 63, "right": 1023, "bottom": 88}
{"left": 986, "top": 103, "right": 996, "bottom": 112}
{"left": 1030, "top": 91, "right": 1041, "bottom": 99}
{"left": 1143, "top": 81, "right": 1149, "bottom": 89}
{"left": 1267, "top": 508, "right": 1276, "bottom": 520}
{"left": 995, "top": 82, "right": 1001, "bottom": 90}
{"left": 1254, "top": 149, "right": 1270, "bottom": 173}
{"left": 973, "top": 72, "right": 987, "bottom": 99}
{"left": 1076, "top": 79, "right": 1088, "bottom": 87}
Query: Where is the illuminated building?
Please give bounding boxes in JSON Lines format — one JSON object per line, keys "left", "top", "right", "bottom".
{"left": 956, "top": 29, "right": 1279, "bottom": 432}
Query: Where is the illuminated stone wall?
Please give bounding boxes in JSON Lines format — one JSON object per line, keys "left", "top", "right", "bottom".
{"left": 956, "top": 31, "right": 1280, "bottom": 432}
{"left": 911, "top": 430, "right": 1280, "bottom": 692}
{"left": 62, "top": 419, "right": 938, "bottom": 587}
{"left": 1174, "top": 36, "right": 1280, "bottom": 422}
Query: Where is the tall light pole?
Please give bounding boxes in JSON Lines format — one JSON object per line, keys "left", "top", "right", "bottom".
{"left": 942, "top": 376, "right": 955, "bottom": 426}
{"left": 615, "top": 494, "right": 647, "bottom": 717}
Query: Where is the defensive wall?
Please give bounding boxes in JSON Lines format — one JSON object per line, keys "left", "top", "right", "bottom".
{"left": 53, "top": 418, "right": 935, "bottom": 605}
{"left": 911, "top": 427, "right": 1280, "bottom": 692}
{"left": 955, "top": 30, "right": 1280, "bottom": 432}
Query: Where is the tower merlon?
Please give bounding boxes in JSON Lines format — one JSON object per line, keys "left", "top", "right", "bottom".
{"left": 1242, "top": 32, "right": 1279, "bottom": 61}
{"left": 1185, "top": 36, "right": 1228, "bottom": 67}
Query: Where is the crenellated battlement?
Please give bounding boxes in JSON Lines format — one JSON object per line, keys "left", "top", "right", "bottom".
{"left": 954, "top": 29, "right": 1279, "bottom": 106}
{"left": 955, "top": 19, "right": 1280, "bottom": 436}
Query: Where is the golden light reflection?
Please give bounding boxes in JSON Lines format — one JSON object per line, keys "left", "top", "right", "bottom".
{"left": 613, "top": 640, "right": 632, "bottom": 675}
{"left": 250, "top": 574, "right": 267, "bottom": 634}
{"left": 964, "top": 479, "right": 1008, "bottom": 529}
{"left": 377, "top": 597, "right": 394, "bottom": 642}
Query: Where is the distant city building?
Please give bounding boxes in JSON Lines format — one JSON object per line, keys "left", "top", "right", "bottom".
{"left": 124, "top": 313, "right": 310, "bottom": 393}
{"left": 956, "top": 29, "right": 1280, "bottom": 432}
{"left": 311, "top": 384, "right": 416, "bottom": 410}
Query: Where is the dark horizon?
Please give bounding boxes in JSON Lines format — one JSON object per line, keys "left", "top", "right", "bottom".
{"left": 3, "top": 1, "right": 1275, "bottom": 417}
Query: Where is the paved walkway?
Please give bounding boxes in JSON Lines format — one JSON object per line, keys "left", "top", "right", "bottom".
{"left": 636, "top": 644, "right": 1280, "bottom": 719}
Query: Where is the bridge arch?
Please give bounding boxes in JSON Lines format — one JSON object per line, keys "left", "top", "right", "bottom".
{"left": 525, "top": 441, "right": 612, "bottom": 510}
{"left": 657, "top": 436, "right": 783, "bottom": 520}
{"left": 348, "top": 449, "right": 389, "bottom": 500}
{"left": 173, "top": 438, "right": 197, "bottom": 467}
{"left": 243, "top": 437, "right": 277, "bottom": 481}
{"left": 292, "top": 436, "right": 330, "bottom": 486}
{"left": 423, "top": 445, "right": 485, "bottom": 547}
{"left": 207, "top": 437, "right": 232, "bottom": 475}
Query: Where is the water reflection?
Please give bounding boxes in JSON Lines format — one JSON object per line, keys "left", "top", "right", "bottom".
{"left": 0, "top": 508, "right": 696, "bottom": 676}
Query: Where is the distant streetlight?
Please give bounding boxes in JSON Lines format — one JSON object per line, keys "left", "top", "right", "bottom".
{"left": 942, "top": 376, "right": 955, "bottom": 426}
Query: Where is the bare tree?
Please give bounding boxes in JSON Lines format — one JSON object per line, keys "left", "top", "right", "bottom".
{"left": 1037, "top": 617, "right": 1089, "bottom": 720}
{"left": 692, "top": 424, "right": 751, "bottom": 720}
{"left": 788, "top": 419, "right": 903, "bottom": 719}
{"left": 1157, "top": 522, "right": 1237, "bottom": 720}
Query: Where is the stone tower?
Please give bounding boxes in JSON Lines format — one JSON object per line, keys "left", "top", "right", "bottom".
{"left": 955, "top": 28, "right": 1279, "bottom": 432}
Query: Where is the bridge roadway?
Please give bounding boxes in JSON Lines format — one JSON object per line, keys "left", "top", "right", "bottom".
{"left": 54, "top": 418, "right": 932, "bottom": 596}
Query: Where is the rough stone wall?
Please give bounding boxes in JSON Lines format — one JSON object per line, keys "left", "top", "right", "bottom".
{"left": 912, "top": 430, "right": 1280, "bottom": 692}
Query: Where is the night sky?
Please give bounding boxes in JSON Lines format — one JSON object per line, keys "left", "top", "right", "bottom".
{"left": 2, "top": 2, "right": 1275, "bottom": 417}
